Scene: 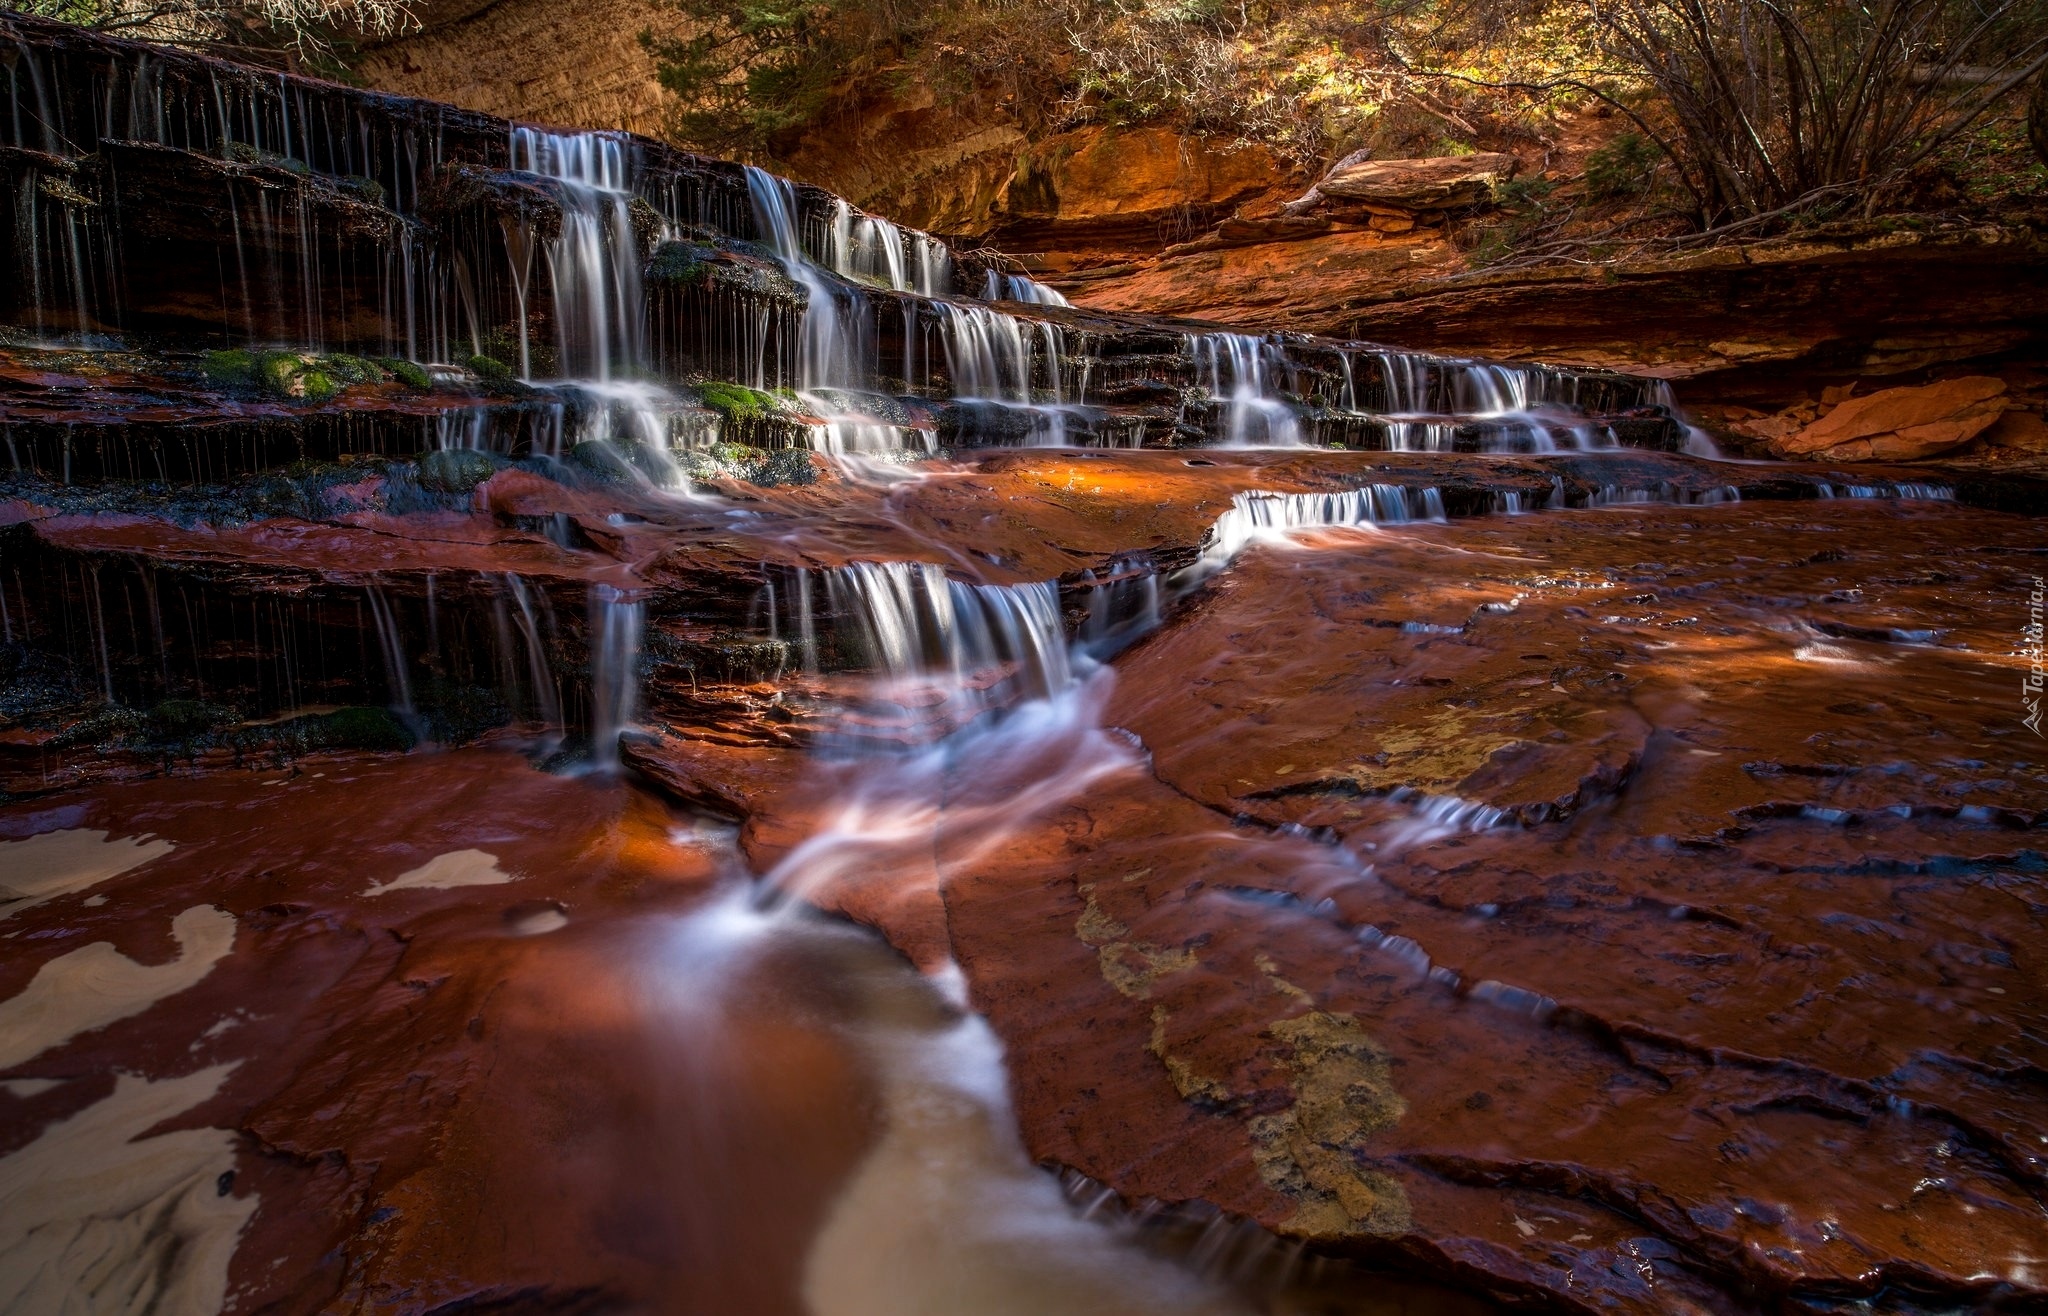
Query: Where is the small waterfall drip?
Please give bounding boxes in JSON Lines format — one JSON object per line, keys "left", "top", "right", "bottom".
{"left": 588, "top": 583, "right": 644, "bottom": 770}
{"left": 1193, "top": 486, "right": 1445, "bottom": 577}
{"left": 502, "top": 573, "right": 563, "bottom": 733}
{"left": 1190, "top": 334, "right": 1302, "bottom": 447}
{"left": 1647, "top": 380, "right": 1722, "bottom": 457}
{"left": 982, "top": 271, "right": 1071, "bottom": 308}
{"left": 365, "top": 585, "right": 421, "bottom": 736}
{"left": 1075, "top": 554, "right": 1163, "bottom": 657}
{"left": 510, "top": 127, "right": 647, "bottom": 381}
{"left": 805, "top": 562, "right": 1073, "bottom": 747}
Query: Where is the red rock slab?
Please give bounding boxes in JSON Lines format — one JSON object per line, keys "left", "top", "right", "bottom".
{"left": 0, "top": 750, "right": 877, "bottom": 1314}
{"left": 927, "top": 758, "right": 2045, "bottom": 1311}
{"left": 840, "top": 500, "right": 2047, "bottom": 1312}
{"left": 16, "top": 507, "right": 625, "bottom": 586}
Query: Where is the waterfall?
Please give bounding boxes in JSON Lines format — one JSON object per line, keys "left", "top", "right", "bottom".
{"left": 588, "top": 583, "right": 644, "bottom": 771}
{"left": 747, "top": 165, "right": 920, "bottom": 455}
{"left": 982, "top": 271, "right": 1071, "bottom": 308}
{"left": 1190, "top": 334, "right": 1302, "bottom": 447}
{"left": 1193, "top": 486, "right": 1445, "bottom": 577}
{"left": 365, "top": 585, "right": 421, "bottom": 734}
{"left": 1075, "top": 554, "right": 1163, "bottom": 657}
{"left": 931, "top": 303, "right": 1080, "bottom": 446}
{"left": 782, "top": 561, "right": 1074, "bottom": 747}
{"left": 510, "top": 127, "right": 647, "bottom": 381}
{"left": 1647, "top": 380, "right": 1722, "bottom": 457}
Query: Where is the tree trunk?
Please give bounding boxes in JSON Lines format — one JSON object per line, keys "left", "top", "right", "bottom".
{"left": 2033, "top": 69, "right": 2048, "bottom": 166}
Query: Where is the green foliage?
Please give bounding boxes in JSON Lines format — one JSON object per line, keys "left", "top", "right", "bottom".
{"left": 1583, "top": 131, "right": 1661, "bottom": 203}
{"left": 640, "top": 0, "right": 870, "bottom": 156}
{"left": 0, "top": 0, "right": 418, "bottom": 62}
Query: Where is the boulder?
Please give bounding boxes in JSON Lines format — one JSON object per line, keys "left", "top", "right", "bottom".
{"left": 1770, "top": 375, "right": 2008, "bottom": 460}
{"left": 1980, "top": 407, "right": 2048, "bottom": 453}
{"left": 1318, "top": 152, "right": 1519, "bottom": 212}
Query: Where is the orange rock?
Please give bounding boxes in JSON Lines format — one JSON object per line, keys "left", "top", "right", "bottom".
{"left": 1980, "top": 407, "right": 2048, "bottom": 452}
{"left": 1771, "top": 375, "right": 2008, "bottom": 460}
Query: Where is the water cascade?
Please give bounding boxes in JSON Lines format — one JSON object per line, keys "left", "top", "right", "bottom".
{"left": 1190, "top": 333, "right": 1304, "bottom": 448}
{"left": 983, "top": 271, "right": 1072, "bottom": 307}
{"left": 1193, "top": 485, "right": 1446, "bottom": 576}
{"left": 800, "top": 561, "right": 1074, "bottom": 746}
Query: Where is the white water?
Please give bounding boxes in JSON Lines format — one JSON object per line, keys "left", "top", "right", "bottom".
{"left": 931, "top": 303, "right": 1083, "bottom": 445}
{"left": 589, "top": 583, "right": 645, "bottom": 770}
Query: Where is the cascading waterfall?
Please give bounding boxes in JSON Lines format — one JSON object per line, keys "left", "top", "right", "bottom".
{"left": 746, "top": 166, "right": 915, "bottom": 456}
{"left": 1191, "top": 334, "right": 1303, "bottom": 448}
{"left": 780, "top": 561, "right": 1074, "bottom": 747}
{"left": 983, "top": 271, "right": 1071, "bottom": 307}
{"left": 508, "top": 127, "right": 646, "bottom": 382}
{"left": 510, "top": 128, "right": 688, "bottom": 493}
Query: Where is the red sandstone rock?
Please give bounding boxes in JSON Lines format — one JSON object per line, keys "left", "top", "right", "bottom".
{"left": 1771, "top": 375, "right": 2009, "bottom": 460}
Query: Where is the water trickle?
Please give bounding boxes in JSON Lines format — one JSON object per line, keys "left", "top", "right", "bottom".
{"left": 588, "top": 583, "right": 644, "bottom": 771}
{"left": 365, "top": 585, "right": 420, "bottom": 735}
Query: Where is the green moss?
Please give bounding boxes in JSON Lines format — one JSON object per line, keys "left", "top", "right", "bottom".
{"left": 338, "top": 175, "right": 386, "bottom": 206}
{"left": 696, "top": 381, "right": 780, "bottom": 419}
{"left": 201, "top": 348, "right": 260, "bottom": 389}
{"left": 258, "top": 350, "right": 302, "bottom": 396}
{"left": 324, "top": 353, "right": 385, "bottom": 385}
{"left": 463, "top": 353, "right": 512, "bottom": 382}
{"left": 147, "top": 699, "right": 236, "bottom": 740}
{"left": 377, "top": 357, "right": 433, "bottom": 390}
{"left": 301, "top": 705, "right": 417, "bottom": 752}
{"left": 298, "top": 369, "right": 340, "bottom": 404}
{"left": 223, "top": 141, "right": 311, "bottom": 176}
